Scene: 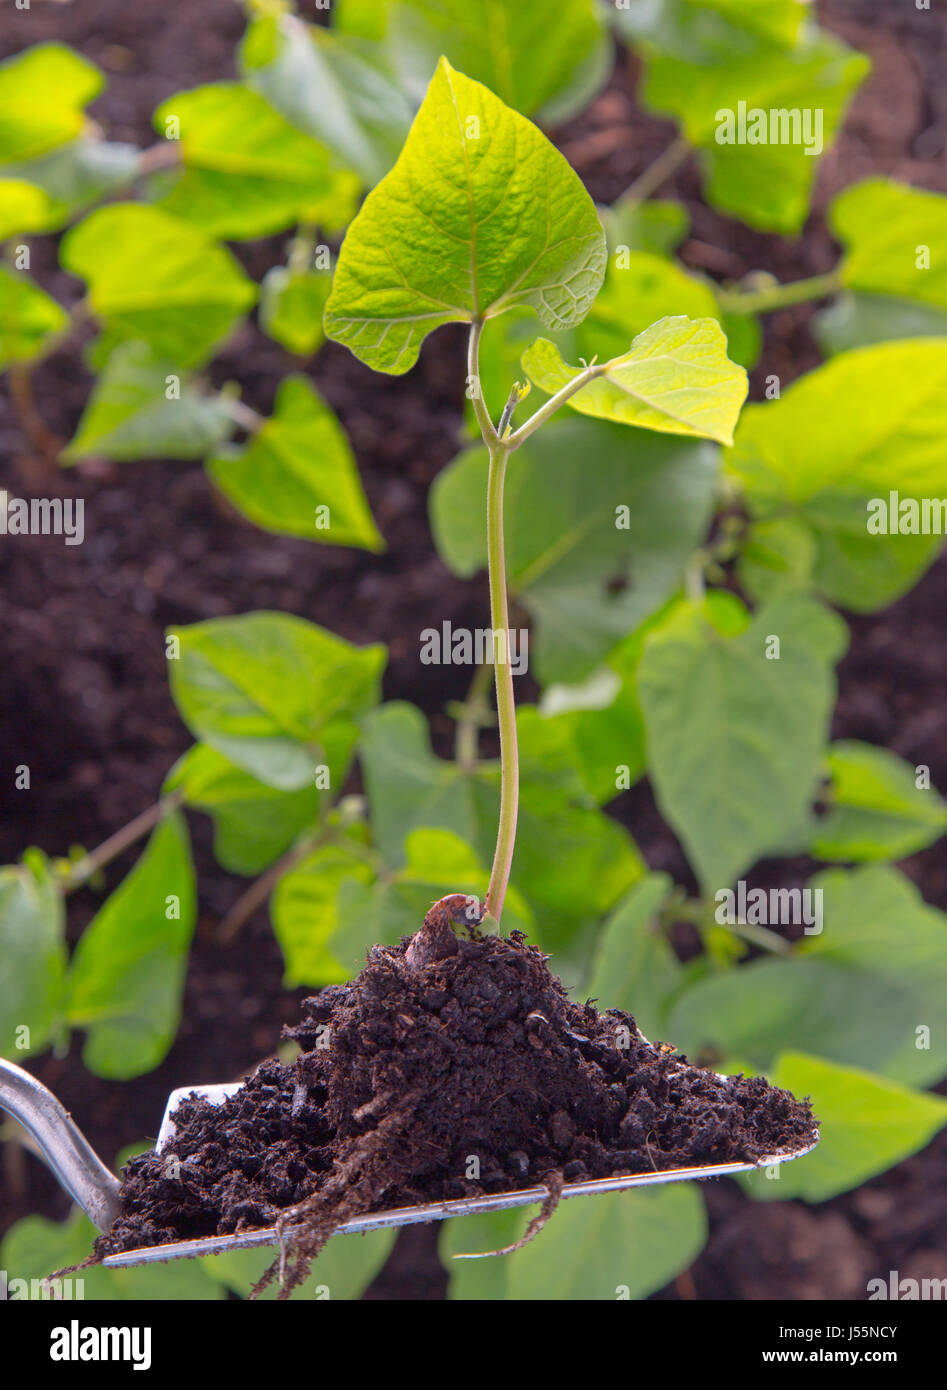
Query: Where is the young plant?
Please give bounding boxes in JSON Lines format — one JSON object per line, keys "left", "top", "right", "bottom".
{"left": 323, "top": 57, "right": 747, "bottom": 948}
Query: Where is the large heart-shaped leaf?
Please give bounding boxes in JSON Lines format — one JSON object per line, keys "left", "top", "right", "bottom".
{"left": 324, "top": 58, "right": 606, "bottom": 373}
{"left": 522, "top": 317, "right": 747, "bottom": 444}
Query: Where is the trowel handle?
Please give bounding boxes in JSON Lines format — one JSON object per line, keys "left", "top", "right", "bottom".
{"left": 0, "top": 1058, "right": 121, "bottom": 1232}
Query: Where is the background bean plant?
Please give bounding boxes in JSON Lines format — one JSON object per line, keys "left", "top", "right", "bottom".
{"left": 2, "top": 0, "right": 947, "bottom": 1301}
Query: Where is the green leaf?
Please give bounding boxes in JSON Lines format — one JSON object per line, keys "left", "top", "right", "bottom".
{"left": 65, "top": 813, "right": 196, "bottom": 1080}
{"left": 271, "top": 840, "right": 376, "bottom": 985}
{"left": 0, "top": 137, "right": 141, "bottom": 228}
{"left": 324, "top": 58, "right": 606, "bottom": 373}
{"left": 522, "top": 317, "right": 747, "bottom": 445}
{"left": 1, "top": 1208, "right": 224, "bottom": 1301}
{"left": 385, "top": 0, "right": 610, "bottom": 123}
{"left": 637, "top": 594, "right": 847, "bottom": 892}
{"left": 727, "top": 341, "right": 947, "bottom": 612}
{"left": 168, "top": 612, "right": 385, "bottom": 790}
{"left": 164, "top": 743, "right": 324, "bottom": 876}
{"left": 640, "top": 30, "right": 869, "bottom": 234}
{"left": 60, "top": 204, "right": 256, "bottom": 367}
{"left": 206, "top": 377, "right": 382, "bottom": 551}
{"left": 240, "top": 13, "right": 413, "bottom": 187}
{"left": 151, "top": 82, "right": 353, "bottom": 240}
{"left": 813, "top": 741, "right": 947, "bottom": 862}
{"left": 260, "top": 265, "right": 332, "bottom": 356}
{"left": 613, "top": 0, "right": 808, "bottom": 64}
{"left": 670, "top": 865, "right": 947, "bottom": 1087}
{"left": 0, "top": 179, "right": 58, "bottom": 238}
{"left": 445, "top": 1183, "right": 706, "bottom": 1300}
{"left": 586, "top": 873, "right": 679, "bottom": 1041}
{"left": 832, "top": 179, "right": 947, "bottom": 311}
{"left": 431, "top": 416, "right": 719, "bottom": 683}
{"left": 0, "top": 266, "right": 68, "bottom": 369}
{"left": 0, "top": 853, "right": 66, "bottom": 1059}
{"left": 60, "top": 342, "right": 234, "bottom": 464}
{"left": 0, "top": 44, "right": 103, "bottom": 163}
{"left": 814, "top": 291, "right": 947, "bottom": 357}
{"left": 743, "top": 1052, "right": 947, "bottom": 1202}
{"left": 201, "top": 1226, "right": 395, "bottom": 1300}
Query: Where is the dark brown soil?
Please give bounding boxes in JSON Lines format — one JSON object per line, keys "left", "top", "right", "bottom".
{"left": 96, "top": 930, "right": 815, "bottom": 1275}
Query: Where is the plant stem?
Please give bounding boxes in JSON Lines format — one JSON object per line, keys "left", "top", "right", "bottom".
{"left": 716, "top": 270, "right": 841, "bottom": 316}
{"left": 467, "top": 319, "right": 499, "bottom": 447}
{"left": 484, "top": 439, "right": 518, "bottom": 923}
{"left": 217, "top": 832, "right": 325, "bottom": 944}
{"left": 61, "top": 792, "right": 183, "bottom": 895}
{"left": 507, "top": 360, "right": 604, "bottom": 451}
{"left": 621, "top": 133, "right": 692, "bottom": 205}
{"left": 221, "top": 396, "right": 266, "bottom": 434}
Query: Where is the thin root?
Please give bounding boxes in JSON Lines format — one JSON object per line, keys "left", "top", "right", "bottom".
{"left": 452, "top": 1171, "right": 565, "bottom": 1260}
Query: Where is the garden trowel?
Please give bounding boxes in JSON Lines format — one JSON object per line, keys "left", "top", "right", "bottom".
{"left": 0, "top": 1056, "right": 818, "bottom": 1269}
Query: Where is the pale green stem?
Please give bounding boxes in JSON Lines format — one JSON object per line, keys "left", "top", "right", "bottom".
{"left": 621, "top": 133, "right": 691, "bottom": 205}
{"left": 61, "top": 792, "right": 183, "bottom": 895}
{"left": 484, "top": 439, "right": 518, "bottom": 923}
{"left": 507, "top": 361, "right": 604, "bottom": 451}
{"left": 716, "top": 270, "right": 842, "bottom": 316}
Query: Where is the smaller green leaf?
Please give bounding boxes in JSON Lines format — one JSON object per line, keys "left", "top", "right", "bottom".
{"left": 586, "top": 872, "right": 679, "bottom": 1041}
{"left": 832, "top": 179, "right": 947, "bottom": 312}
{"left": 813, "top": 741, "right": 947, "bottom": 862}
{"left": 0, "top": 852, "right": 66, "bottom": 1059}
{"left": 151, "top": 82, "right": 354, "bottom": 239}
{"left": 60, "top": 342, "right": 234, "bottom": 464}
{"left": 0, "top": 44, "right": 103, "bottom": 163}
{"left": 207, "top": 377, "right": 382, "bottom": 552}
{"left": 0, "top": 179, "right": 58, "bottom": 238}
{"left": 0, "top": 266, "right": 68, "bottom": 369}
{"left": 60, "top": 203, "right": 257, "bottom": 367}
{"left": 260, "top": 265, "right": 331, "bottom": 356}
{"left": 386, "top": 0, "right": 610, "bottom": 123}
{"left": 65, "top": 813, "right": 196, "bottom": 1080}
{"left": 168, "top": 612, "right": 385, "bottom": 790}
{"left": 240, "top": 14, "right": 413, "bottom": 187}
{"left": 742, "top": 1052, "right": 947, "bottom": 1202}
{"left": 164, "top": 743, "right": 324, "bottom": 876}
{"left": 522, "top": 316, "right": 747, "bottom": 444}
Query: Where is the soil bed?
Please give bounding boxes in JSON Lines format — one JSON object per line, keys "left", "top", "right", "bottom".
{"left": 96, "top": 926, "right": 816, "bottom": 1273}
